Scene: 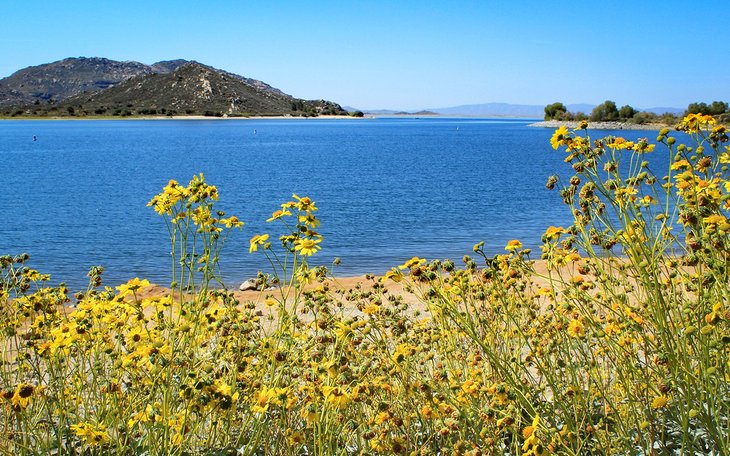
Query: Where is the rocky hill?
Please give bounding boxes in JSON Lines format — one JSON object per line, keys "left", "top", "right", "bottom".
{"left": 0, "top": 57, "right": 347, "bottom": 117}
{"left": 0, "top": 57, "right": 174, "bottom": 107}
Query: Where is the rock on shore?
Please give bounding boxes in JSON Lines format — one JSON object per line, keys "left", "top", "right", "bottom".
{"left": 528, "top": 120, "right": 671, "bottom": 131}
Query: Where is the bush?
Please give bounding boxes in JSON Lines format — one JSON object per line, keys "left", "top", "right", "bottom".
{"left": 618, "top": 104, "right": 637, "bottom": 120}
{"left": 687, "top": 101, "right": 728, "bottom": 116}
{"left": 630, "top": 111, "right": 653, "bottom": 124}
{"left": 589, "top": 100, "right": 619, "bottom": 121}
{"left": 544, "top": 102, "right": 567, "bottom": 120}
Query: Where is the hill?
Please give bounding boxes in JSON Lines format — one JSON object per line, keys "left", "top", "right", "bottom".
{"left": 0, "top": 57, "right": 346, "bottom": 117}
{"left": 0, "top": 57, "right": 183, "bottom": 108}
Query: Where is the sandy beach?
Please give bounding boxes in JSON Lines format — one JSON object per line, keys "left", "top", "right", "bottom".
{"left": 135, "top": 258, "right": 566, "bottom": 313}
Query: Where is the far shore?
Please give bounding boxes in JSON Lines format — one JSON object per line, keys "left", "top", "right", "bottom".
{"left": 528, "top": 119, "right": 671, "bottom": 131}
{"left": 0, "top": 114, "right": 366, "bottom": 121}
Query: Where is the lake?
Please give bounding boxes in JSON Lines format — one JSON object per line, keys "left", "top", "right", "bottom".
{"left": 0, "top": 118, "right": 666, "bottom": 290}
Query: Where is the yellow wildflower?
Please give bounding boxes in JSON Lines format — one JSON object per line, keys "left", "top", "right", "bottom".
{"left": 116, "top": 277, "right": 151, "bottom": 297}
{"left": 384, "top": 268, "right": 403, "bottom": 282}
{"left": 568, "top": 319, "right": 585, "bottom": 338}
{"left": 10, "top": 383, "right": 36, "bottom": 409}
{"left": 322, "top": 385, "right": 350, "bottom": 409}
{"left": 679, "top": 113, "right": 716, "bottom": 133}
{"left": 249, "top": 233, "right": 270, "bottom": 253}
{"left": 670, "top": 159, "right": 691, "bottom": 171}
{"left": 399, "top": 256, "right": 426, "bottom": 270}
{"left": 607, "top": 137, "right": 634, "bottom": 150}
{"left": 70, "top": 422, "right": 109, "bottom": 446}
{"left": 293, "top": 238, "right": 322, "bottom": 256}
{"left": 221, "top": 215, "right": 244, "bottom": 228}
{"left": 292, "top": 193, "right": 317, "bottom": 212}
{"left": 392, "top": 343, "right": 415, "bottom": 363}
{"left": 505, "top": 239, "right": 522, "bottom": 251}
{"left": 266, "top": 208, "right": 292, "bottom": 222}
{"left": 703, "top": 214, "right": 727, "bottom": 226}
{"left": 550, "top": 125, "right": 569, "bottom": 150}
{"left": 651, "top": 395, "right": 669, "bottom": 409}
{"left": 543, "top": 226, "right": 566, "bottom": 241}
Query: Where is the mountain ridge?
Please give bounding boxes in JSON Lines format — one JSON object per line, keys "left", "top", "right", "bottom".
{"left": 0, "top": 57, "right": 346, "bottom": 117}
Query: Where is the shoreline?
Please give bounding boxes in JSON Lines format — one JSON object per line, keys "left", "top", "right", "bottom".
{"left": 136, "top": 259, "right": 562, "bottom": 307}
{"left": 528, "top": 119, "right": 672, "bottom": 131}
{"left": 0, "top": 114, "right": 365, "bottom": 121}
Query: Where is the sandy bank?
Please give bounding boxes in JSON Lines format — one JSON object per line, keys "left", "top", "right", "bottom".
{"left": 135, "top": 259, "right": 565, "bottom": 312}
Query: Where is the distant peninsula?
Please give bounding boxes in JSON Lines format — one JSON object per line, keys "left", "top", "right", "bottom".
{"left": 0, "top": 57, "right": 350, "bottom": 118}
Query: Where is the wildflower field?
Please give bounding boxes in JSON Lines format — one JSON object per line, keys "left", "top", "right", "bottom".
{"left": 1, "top": 114, "right": 729, "bottom": 455}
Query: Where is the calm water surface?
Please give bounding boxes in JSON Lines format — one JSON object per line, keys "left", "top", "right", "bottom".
{"left": 0, "top": 118, "right": 666, "bottom": 290}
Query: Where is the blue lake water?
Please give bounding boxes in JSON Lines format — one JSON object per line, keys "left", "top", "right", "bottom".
{"left": 0, "top": 118, "right": 669, "bottom": 290}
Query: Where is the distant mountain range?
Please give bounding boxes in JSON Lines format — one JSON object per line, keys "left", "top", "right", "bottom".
{"left": 361, "top": 103, "right": 684, "bottom": 118}
{"left": 0, "top": 57, "right": 347, "bottom": 117}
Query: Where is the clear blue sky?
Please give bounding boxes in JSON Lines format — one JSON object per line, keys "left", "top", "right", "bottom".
{"left": 2, "top": 1, "right": 728, "bottom": 111}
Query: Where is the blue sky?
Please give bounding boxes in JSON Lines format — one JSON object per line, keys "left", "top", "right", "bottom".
{"left": 2, "top": 1, "right": 728, "bottom": 111}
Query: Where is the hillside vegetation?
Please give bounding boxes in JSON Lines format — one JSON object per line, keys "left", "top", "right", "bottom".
{"left": 0, "top": 57, "right": 348, "bottom": 118}
{"left": 544, "top": 99, "right": 730, "bottom": 125}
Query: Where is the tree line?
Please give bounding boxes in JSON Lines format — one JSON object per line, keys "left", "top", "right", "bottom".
{"left": 544, "top": 100, "right": 730, "bottom": 124}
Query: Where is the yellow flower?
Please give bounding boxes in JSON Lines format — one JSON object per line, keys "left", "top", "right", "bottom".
{"left": 505, "top": 239, "right": 522, "bottom": 251}
{"left": 211, "top": 379, "right": 232, "bottom": 397}
{"left": 719, "top": 147, "right": 730, "bottom": 164}
{"left": 362, "top": 303, "right": 380, "bottom": 315}
{"left": 384, "top": 268, "right": 403, "bottom": 282}
{"left": 703, "top": 214, "right": 727, "bottom": 225}
{"left": 322, "top": 385, "right": 351, "bottom": 409}
{"left": 399, "top": 256, "right": 426, "bottom": 270}
{"left": 250, "top": 386, "right": 290, "bottom": 413}
{"left": 266, "top": 209, "right": 292, "bottom": 222}
{"left": 567, "top": 318, "right": 585, "bottom": 338}
{"left": 286, "top": 429, "right": 305, "bottom": 445}
{"left": 392, "top": 343, "right": 415, "bottom": 363}
{"left": 116, "top": 277, "right": 151, "bottom": 297}
{"left": 10, "top": 383, "right": 36, "bottom": 409}
{"left": 292, "top": 193, "right": 317, "bottom": 212}
{"left": 420, "top": 405, "right": 436, "bottom": 419}
{"left": 293, "top": 238, "right": 322, "bottom": 256}
{"left": 679, "top": 113, "right": 716, "bottom": 133}
{"left": 221, "top": 215, "right": 244, "bottom": 228}
{"left": 543, "top": 226, "right": 566, "bottom": 241}
{"left": 670, "top": 159, "right": 691, "bottom": 171}
{"left": 496, "top": 415, "right": 514, "bottom": 428}
{"left": 249, "top": 234, "right": 270, "bottom": 253}
{"left": 607, "top": 137, "right": 634, "bottom": 150}
{"left": 651, "top": 395, "right": 669, "bottom": 409}
{"left": 550, "top": 125, "right": 569, "bottom": 150}
{"left": 70, "top": 422, "right": 109, "bottom": 446}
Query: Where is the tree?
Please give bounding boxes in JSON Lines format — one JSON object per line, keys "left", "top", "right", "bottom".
{"left": 631, "top": 111, "right": 657, "bottom": 125}
{"left": 686, "top": 102, "right": 710, "bottom": 115}
{"left": 544, "top": 102, "right": 567, "bottom": 120}
{"left": 590, "top": 100, "right": 619, "bottom": 121}
{"left": 685, "top": 101, "right": 728, "bottom": 115}
{"left": 709, "top": 101, "right": 728, "bottom": 115}
{"left": 618, "top": 105, "right": 637, "bottom": 120}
